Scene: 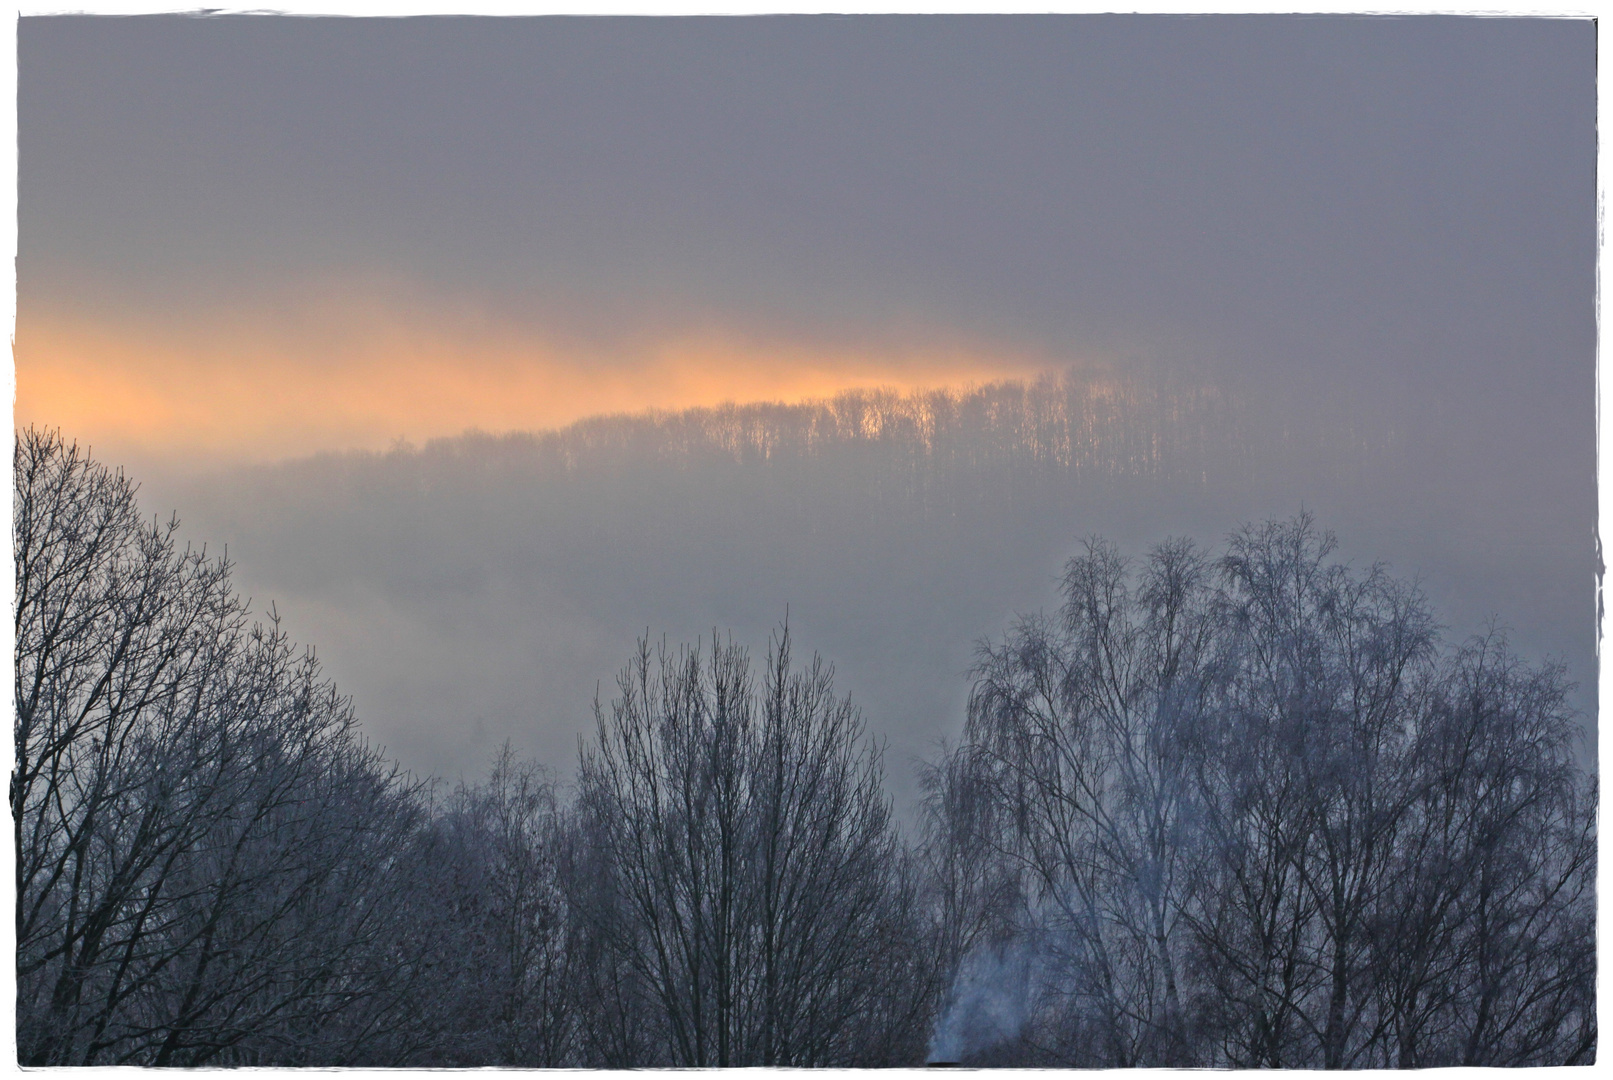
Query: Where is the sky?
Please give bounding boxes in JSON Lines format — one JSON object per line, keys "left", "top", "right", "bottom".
{"left": 14, "top": 14, "right": 1598, "bottom": 801}
{"left": 21, "top": 17, "right": 1592, "bottom": 460}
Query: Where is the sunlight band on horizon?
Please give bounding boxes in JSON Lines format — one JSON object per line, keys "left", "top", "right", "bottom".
{"left": 15, "top": 300, "right": 1068, "bottom": 467}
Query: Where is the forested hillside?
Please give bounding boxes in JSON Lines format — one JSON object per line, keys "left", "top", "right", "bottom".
{"left": 145, "top": 364, "right": 1545, "bottom": 816}
{"left": 14, "top": 427, "right": 1594, "bottom": 1066}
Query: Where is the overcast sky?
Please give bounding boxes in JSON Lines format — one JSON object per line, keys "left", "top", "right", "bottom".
{"left": 15, "top": 15, "right": 1597, "bottom": 798}
{"left": 21, "top": 16, "right": 1593, "bottom": 453}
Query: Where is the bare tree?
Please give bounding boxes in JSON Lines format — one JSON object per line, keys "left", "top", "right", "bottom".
{"left": 947, "top": 535, "right": 1219, "bottom": 1065}
{"left": 14, "top": 428, "right": 423, "bottom": 1065}
{"left": 1186, "top": 514, "right": 1439, "bottom": 1067}
{"left": 1369, "top": 631, "right": 1594, "bottom": 1066}
{"left": 574, "top": 626, "right": 928, "bottom": 1066}
{"left": 399, "top": 744, "right": 577, "bottom": 1066}
{"left": 927, "top": 515, "right": 1594, "bottom": 1068}
{"left": 21, "top": 430, "right": 1589, "bottom": 1068}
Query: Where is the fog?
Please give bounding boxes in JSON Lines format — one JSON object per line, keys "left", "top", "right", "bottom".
{"left": 22, "top": 17, "right": 1594, "bottom": 470}
{"left": 20, "top": 14, "right": 1596, "bottom": 813}
{"left": 127, "top": 367, "right": 1594, "bottom": 815}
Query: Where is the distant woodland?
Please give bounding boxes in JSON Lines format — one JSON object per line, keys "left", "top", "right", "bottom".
{"left": 265, "top": 366, "right": 1366, "bottom": 506}
{"left": 157, "top": 367, "right": 1477, "bottom": 812}
{"left": 14, "top": 419, "right": 1594, "bottom": 1066}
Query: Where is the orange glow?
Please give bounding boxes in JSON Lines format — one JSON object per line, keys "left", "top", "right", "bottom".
{"left": 14, "top": 291, "right": 1063, "bottom": 466}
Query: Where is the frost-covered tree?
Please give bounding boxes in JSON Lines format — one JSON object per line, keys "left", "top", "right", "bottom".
{"left": 14, "top": 428, "right": 424, "bottom": 1065}
{"left": 927, "top": 515, "right": 1594, "bottom": 1067}
{"left": 939, "top": 535, "right": 1219, "bottom": 1065}
{"left": 1189, "top": 514, "right": 1439, "bottom": 1067}
{"left": 387, "top": 745, "right": 578, "bottom": 1066}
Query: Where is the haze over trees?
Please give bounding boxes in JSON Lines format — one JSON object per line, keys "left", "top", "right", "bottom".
{"left": 155, "top": 365, "right": 1495, "bottom": 806}
{"left": 14, "top": 426, "right": 1595, "bottom": 1066}
{"left": 927, "top": 520, "right": 1595, "bottom": 1065}
{"left": 138, "top": 364, "right": 1592, "bottom": 828}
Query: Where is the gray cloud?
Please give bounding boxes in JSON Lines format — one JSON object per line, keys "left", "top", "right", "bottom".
{"left": 23, "top": 18, "right": 1593, "bottom": 376}
{"left": 19, "top": 15, "right": 1596, "bottom": 805}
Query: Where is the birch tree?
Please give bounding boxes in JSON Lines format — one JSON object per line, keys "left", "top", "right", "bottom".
{"left": 954, "top": 536, "right": 1220, "bottom": 1065}
{"left": 927, "top": 515, "right": 1594, "bottom": 1067}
